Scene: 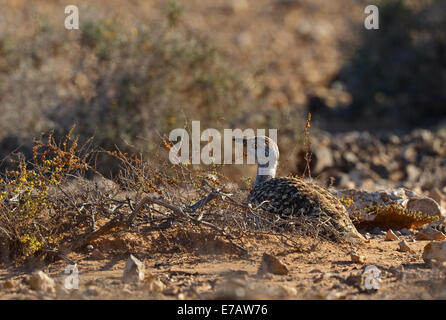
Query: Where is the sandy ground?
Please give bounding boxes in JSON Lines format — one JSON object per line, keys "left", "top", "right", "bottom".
{"left": 0, "top": 229, "right": 444, "bottom": 300}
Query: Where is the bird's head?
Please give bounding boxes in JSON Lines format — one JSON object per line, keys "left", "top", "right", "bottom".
{"left": 232, "top": 135, "right": 279, "bottom": 167}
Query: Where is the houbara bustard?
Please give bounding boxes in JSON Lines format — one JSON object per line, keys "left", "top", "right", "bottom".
{"left": 233, "top": 135, "right": 364, "bottom": 244}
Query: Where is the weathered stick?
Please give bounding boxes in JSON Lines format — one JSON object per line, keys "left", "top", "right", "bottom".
{"left": 128, "top": 195, "right": 248, "bottom": 254}
{"left": 70, "top": 215, "right": 128, "bottom": 251}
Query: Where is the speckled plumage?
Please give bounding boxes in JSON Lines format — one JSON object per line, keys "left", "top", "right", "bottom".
{"left": 248, "top": 177, "right": 364, "bottom": 243}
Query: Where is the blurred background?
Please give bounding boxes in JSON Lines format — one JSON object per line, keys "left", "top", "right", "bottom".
{"left": 0, "top": 0, "right": 445, "bottom": 193}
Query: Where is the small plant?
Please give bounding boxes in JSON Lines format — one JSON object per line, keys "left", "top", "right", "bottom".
{"left": 302, "top": 113, "right": 312, "bottom": 178}
{"left": 0, "top": 127, "right": 90, "bottom": 260}
{"left": 164, "top": 0, "right": 183, "bottom": 28}
{"left": 338, "top": 196, "right": 354, "bottom": 209}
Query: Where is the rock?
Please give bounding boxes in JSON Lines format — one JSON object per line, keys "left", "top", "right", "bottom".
{"left": 422, "top": 241, "right": 446, "bottom": 263}
{"left": 83, "top": 285, "right": 100, "bottom": 296}
{"left": 370, "top": 164, "right": 389, "bottom": 179}
{"left": 235, "top": 32, "right": 252, "bottom": 49}
{"left": 429, "top": 188, "right": 445, "bottom": 205}
{"left": 163, "top": 286, "right": 180, "bottom": 296}
{"left": 370, "top": 227, "right": 382, "bottom": 235}
{"left": 29, "top": 270, "right": 56, "bottom": 293}
{"left": 268, "top": 285, "right": 297, "bottom": 298}
{"left": 177, "top": 293, "right": 186, "bottom": 300}
{"left": 400, "top": 146, "right": 417, "bottom": 163}
{"left": 122, "top": 254, "right": 145, "bottom": 283}
{"left": 345, "top": 274, "right": 362, "bottom": 288}
{"left": 343, "top": 152, "right": 358, "bottom": 167}
{"left": 90, "top": 249, "right": 105, "bottom": 260}
{"left": 348, "top": 168, "right": 381, "bottom": 188}
{"left": 406, "top": 165, "right": 421, "bottom": 182}
{"left": 230, "top": 0, "right": 248, "bottom": 14}
{"left": 385, "top": 229, "right": 400, "bottom": 241}
{"left": 331, "top": 188, "right": 444, "bottom": 221}
{"left": 214, "top": 278, "right": 249, "bottom": 299}
{"left": 336, "top": 173, "right": 355, "bottom": 189}
{"left": 313, "top": 272, "right": 332, "bottom": 283}
{"left": 56, "top": 284, "right": 70, "bottom": 296}
{"left": 400, "top": 228, "right": 412, "bottom": 236}
{"left": 406, "top": 198, "right": 443, "bottom": 218}
{"left": 147, "top": 280, "right": 165, "bottom": 293}
{"left": 213, "top": 278, "right": 296, "bottom": 299}
{"left": 350, "top": 253, "right": 366, "bottom": 264}
{"left": 398, "top": 240, "right": 412, "bottom": 253}
{"left": 258, "top": 253, "right": 289, "bottom": 275}
{"left": 86, "top": 245, "right": 94, "bottom": 251}
{"left": 416, "top": 228, "right": 446, "bottom": 241}
{"left": 312, "top": 145, "right": 334, "bottom": 174}
{"left": 2, "top": 280, "right": 16, "bottom": 290}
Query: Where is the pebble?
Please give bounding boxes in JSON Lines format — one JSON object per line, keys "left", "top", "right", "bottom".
{"left": 258, "top": 253, "right": 289, "bottom": 275}
{"left": 350, "top": 253, "right": 366, "bottom": 264}
{"left": 398, "top": 240, "right": 413, "bottom": 253}
{"left": 122, "top": 254, "right": 145, "bottom": 283}
{"left": 385, "top": 229, "right": 400, "bottom": 241}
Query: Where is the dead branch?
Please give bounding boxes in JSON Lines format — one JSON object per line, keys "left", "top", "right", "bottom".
{"left": 127, "top": 195, "right": 248, "bottom": 255}
{"left": 70, "top": 215, "right": 129, "bottom": 251}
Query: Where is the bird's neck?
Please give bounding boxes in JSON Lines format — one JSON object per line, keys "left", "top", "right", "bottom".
{"left": 254, "top": 161, "right": 278, "bottom": 186}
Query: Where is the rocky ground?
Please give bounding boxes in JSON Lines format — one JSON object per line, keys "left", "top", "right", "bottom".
{"left": 296, "top": 128, "right": 446, "bottom": 195}
{"left": 1, "top": 230, "right": 446, "bottom": 300}
{"left": 0, "top": 127, "right": 446, "bottom": 300}
{"left": 0, "top": 0, "right": 445, "bottom": 300}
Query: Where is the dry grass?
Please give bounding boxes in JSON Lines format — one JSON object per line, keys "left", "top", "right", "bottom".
{"left": 0, "top": 129, "right": 335, "bottom": 265}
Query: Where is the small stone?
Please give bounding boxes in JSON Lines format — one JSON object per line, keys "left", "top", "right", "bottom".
{"left": 86, "top": 245, "right": 94, "bottom": 250}
{"left": 29, "top": 270, "right": 56, "bottom": 293}
{"left": 163, "top": 286, "right": 179, "bottom": 296}
{"left": 122, "top": 254, "right": 145, "bottom": 283}
{"left": 177, "top": 293, "right": 186, "bottom": 300}
{"left": 230, "top": 0, "right": 248, "bottom": 14}
{"left": 275, "top": 285, "right": 297, "bottom": 297}
{"left": 149, "top": 280, "right": 165, "bottom": 293}
{"left": 314, "top": 272, "right": 332, "bottom": 283}
{"left": 2, "top": 280, "right": 16, "bottom": 290}
{"left": 90, "top": 249, "right": 105, "bottom": 260}
{"left": 416, "top": 228, "right": 446, "bottom": 241}
{"left": 398, "top": 240, "right": 412, "bottom": 253}
{"left": 350, "top": 253, "right": 366, "bottom": 264}
{"left": 309, "top": 269, "right": 322, "bottom": 273}
{"left": 423, "top": 241, "right": 446, "bottom": 263}
{"left": 258, "top": 253, "right": 289, "bottom": 275}
{"left": 406, "top": 165, "right": 421, "bottom": 182}
{"left": 370, "top": 227, "right": 382, "bottom": 235}
{"left": 345, "top": 274, "right": 362, "bottom": 288}
{"left": 84, "top": 285, "right": 100, "bottom": 296}
{"left": 385, "top": 229, "right": 400, "bottom": 241}
{"left": 400, "top": 228, "right": 412, "bottom": 236}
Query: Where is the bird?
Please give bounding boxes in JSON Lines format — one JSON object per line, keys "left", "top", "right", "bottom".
{"left": 233, "top": 135, "right": 364, "bottom": 244}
